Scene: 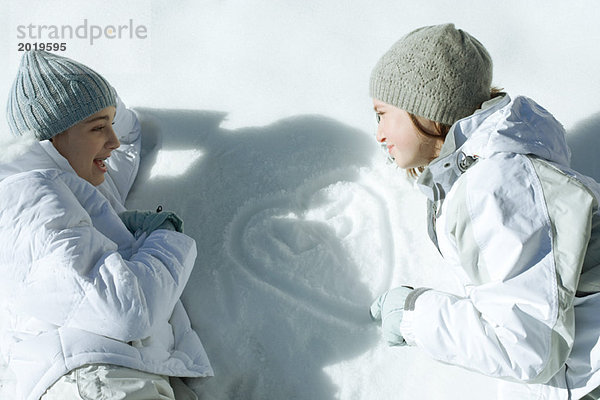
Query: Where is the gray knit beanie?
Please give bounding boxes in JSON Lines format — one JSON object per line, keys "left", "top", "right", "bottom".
{"left": 370, "top": 23, "right": 492, "bottom": 126}
{"left": 6, "top": 51, "right": 116, "bottom": 140}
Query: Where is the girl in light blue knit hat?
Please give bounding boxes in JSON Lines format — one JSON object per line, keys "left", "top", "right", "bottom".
{"left": 369, "top": 24, "right": 600, "bottom": 400}
{"left": 1, "top": 51, "right": 212, "bottom": 400}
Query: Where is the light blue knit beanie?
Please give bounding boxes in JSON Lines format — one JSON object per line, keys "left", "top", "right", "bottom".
{"left": 6, "top": 51, "right": 116, "bottom": 141}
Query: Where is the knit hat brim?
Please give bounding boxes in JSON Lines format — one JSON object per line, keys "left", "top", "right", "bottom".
{"left": 369, "top": 24, "right": 493, "bottom": 126}
{"left": 7, "top": 51, "right": 116, "bottom": 140}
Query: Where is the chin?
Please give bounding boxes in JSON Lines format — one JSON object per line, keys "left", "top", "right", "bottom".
{"left": 394, "top": 160, "right": 410, "bottom": 169}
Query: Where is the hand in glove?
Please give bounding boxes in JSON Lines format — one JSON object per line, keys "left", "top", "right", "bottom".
{"left": 119, "top": 209, "right": 184, "bottom": 238}
{"left": 370, "top": 286, "right": 413, "bottom": 346}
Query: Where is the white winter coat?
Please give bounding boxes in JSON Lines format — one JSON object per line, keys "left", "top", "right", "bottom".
{"left": 0, "top": 97, "right": 213, "bottom": 400}
{"left": 401, "top": 93, "right": 600, "bottom": 399}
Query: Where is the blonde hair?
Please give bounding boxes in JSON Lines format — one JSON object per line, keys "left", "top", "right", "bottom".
{"left": 406, "top": 87, "right": 503, "bottom": 178}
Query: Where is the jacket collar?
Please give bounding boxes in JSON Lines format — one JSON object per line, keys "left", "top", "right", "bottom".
{"left": 416, "top": 94, "right": 511, "bottom": 203}
{"left": 416, "top": 92, "right": 573, "bottom": 204}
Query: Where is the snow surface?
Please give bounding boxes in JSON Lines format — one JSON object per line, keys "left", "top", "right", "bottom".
{"left": 1, "top": 1, "right": 600, "bottom": 399}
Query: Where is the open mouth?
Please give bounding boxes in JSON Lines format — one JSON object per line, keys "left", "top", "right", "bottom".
{"left": 93, "top": 157, "right": 108, "bottom": 173}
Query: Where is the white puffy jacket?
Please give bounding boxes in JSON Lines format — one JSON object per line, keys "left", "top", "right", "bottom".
{"left": 401, "top": 94, "right": 600, "bottom": 399}
{"left": 0, "top": 97, "right": 213, "bottom": 400}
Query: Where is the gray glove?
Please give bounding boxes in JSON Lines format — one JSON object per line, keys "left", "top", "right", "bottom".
{"left": 370, "top": 286, "right": 413, "bottom": 346}
{"left": 119, "top": 209, "right": 184, "bottom": 238}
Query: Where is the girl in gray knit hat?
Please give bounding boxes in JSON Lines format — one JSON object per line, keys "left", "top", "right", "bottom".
{"left": 369, "top": 23, "right": 600, "bottom": 400}
{"left": 0, "top": 51, "right": 212, "bottom": 400}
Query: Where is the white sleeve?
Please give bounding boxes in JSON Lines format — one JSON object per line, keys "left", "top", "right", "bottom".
{"left": 66, "top": 229, "right": 197, "bottom": 342}
{"left": 400, "top": 156, "right": 594, "bottom": 384}
{"left": 7, "top": 171, "right": 196, "bottom": 343}
{"left": 103, "top": 94, "right": 142, "bottom": 204}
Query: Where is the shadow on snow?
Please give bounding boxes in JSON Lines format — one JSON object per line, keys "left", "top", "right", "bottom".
{"left": 127, "top": 108, "right": 381, "bottom": 400}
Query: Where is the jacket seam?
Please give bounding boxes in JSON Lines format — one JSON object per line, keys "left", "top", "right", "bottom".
{"left": 523, "top": 155, "right": 560, "bottom": 380}
{"left": 462, "top": 154, "right": 556, "bottom": 380}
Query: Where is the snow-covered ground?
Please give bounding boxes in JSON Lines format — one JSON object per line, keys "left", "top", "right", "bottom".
{"left": 1, "top": 1, "right": 600, "bottom": 399}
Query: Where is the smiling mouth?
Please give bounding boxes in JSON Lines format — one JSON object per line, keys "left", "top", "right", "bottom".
{"left": 93, "top": 157, "right": 108, "bottom": 172}
{"left": 379, "top": 143, "right": 395, "bottom": 164}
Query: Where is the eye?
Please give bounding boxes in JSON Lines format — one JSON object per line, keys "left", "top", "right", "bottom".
{"left": 92, "top": 125, "right": 105, "bottom": 132}
{"left": 375, "top": 112, "right": 381, "bottom": 124}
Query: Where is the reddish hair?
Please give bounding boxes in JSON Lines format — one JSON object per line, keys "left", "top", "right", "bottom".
{"left": 406, "top": 87, "right": 503, "bottom": 178}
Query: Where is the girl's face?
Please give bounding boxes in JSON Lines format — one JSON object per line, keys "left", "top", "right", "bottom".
{"left": 373, "top": 98, "right": 442, "bottom": 169}
{"left": 51, "top": 106, "right": 119, "bottom": 186}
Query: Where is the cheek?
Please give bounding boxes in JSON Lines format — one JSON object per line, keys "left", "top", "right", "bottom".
{"left": 389, "top": 126, "right": 418, "bottom": 149}
{"left": 80, "top": 140, "right": 102, "bottom": 156}
{"left": 69, "top": 143, "right": 98, "bottom": 167}
{"left": 383, "top": 118, "right": 403, "bottom": 142}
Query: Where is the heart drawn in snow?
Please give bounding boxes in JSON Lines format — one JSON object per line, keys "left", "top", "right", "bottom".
{"left": 225, "top": 169, "right": 395, "bottom": 326}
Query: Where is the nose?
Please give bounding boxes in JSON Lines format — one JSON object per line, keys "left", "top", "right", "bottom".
{"left": 375, "top": 125, "right": 386, "bottom": 143}
{"left": 106, "top": 125, "right": 121, "bottom": 150}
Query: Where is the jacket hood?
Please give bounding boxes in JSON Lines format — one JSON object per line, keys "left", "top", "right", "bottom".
{"left": 0, "top": 135, "right": 52, "bottom": 182}
{"left": 417, "top": 94, "right": 570, "bottom": 202}
{"left": 0, "top": 135, "right": 81, "bottom": 184}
